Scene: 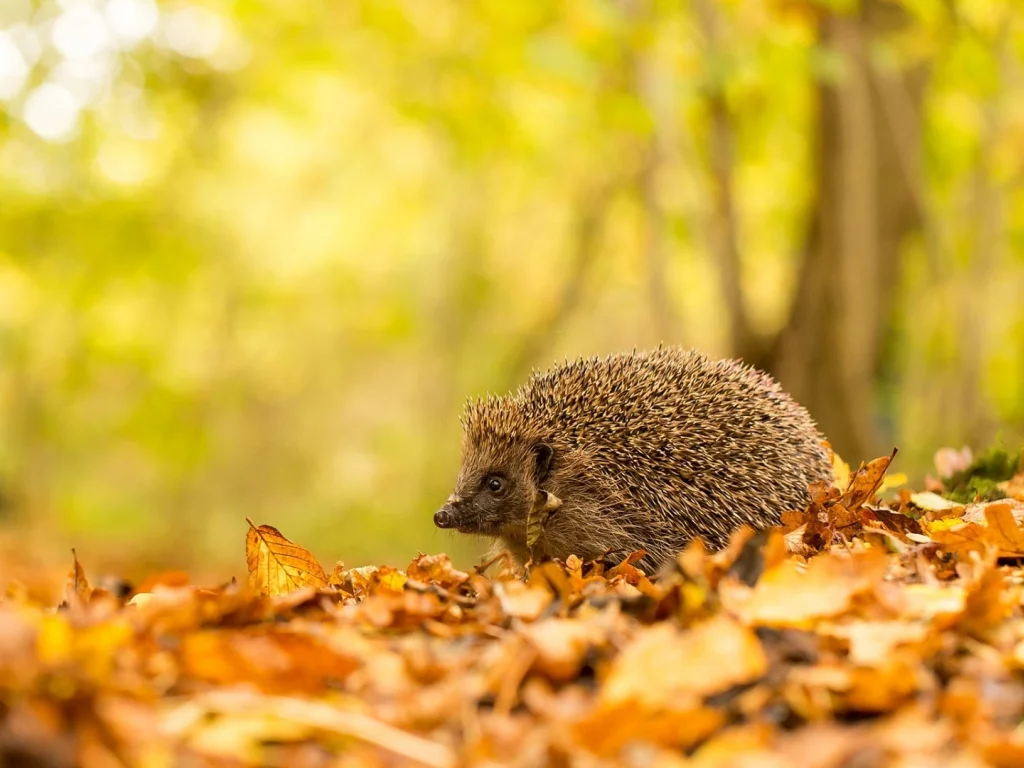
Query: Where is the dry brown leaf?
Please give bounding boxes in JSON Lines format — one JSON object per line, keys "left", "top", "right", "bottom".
{"left": 406, "top": 554, "right": 470, "bottom": 591}
{"left": 245, "top": 518, "right": 328, "bottom": 596}
{"left": 64, "top": 549, "right": 92, "bottom": 608}
{"left": 788, "top": 658, "right": 922, "bottom": 714}
{"left": 961, "top": 498, "right": 1024, "bottom": 525}
{"left": 326, "top": 560, "right": 347, "bottom": 589}
{"left": 840, "top": 448, "right": 898, "bottom": 511}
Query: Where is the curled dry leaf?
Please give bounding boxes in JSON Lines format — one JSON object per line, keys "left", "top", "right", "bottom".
{"left": 406, "top": 554, "right": 470, "bottom": 591}
{"left": 526, "top": 489, "right": 562, "bottom": 555}
{"left": 840, "top": 448, "right": 898, "bottom": 511}
{"left": 64, "top": 549, "right": 93, "bottom": 608}
{"left": 245, "top": 519, "right": 328, "bottom": 596}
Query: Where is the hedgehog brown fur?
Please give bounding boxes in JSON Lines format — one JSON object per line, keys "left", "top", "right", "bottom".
{"left": 433, "top": 346, "right": 832, "bottom": 570}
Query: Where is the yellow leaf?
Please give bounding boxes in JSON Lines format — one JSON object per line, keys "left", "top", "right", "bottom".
{"left": 878, "top": 472, "right": 908, "bottom": 493}
{"left": 910, "top": 492, "right": 962, "bottom": 512}
{"left": 245, "top": 519, "right": 328, "bottom": 596}
{"left": 37, "top": 614, "right": 73, "bottom": 666}
{"left": 923, "top": 516, "right": 967, "bottom": 533}
{"left": 831, "top": 447, "right": 851, "bottom": 491}
{"left": 378, "top": 568, "right": 407, "bottom": 593}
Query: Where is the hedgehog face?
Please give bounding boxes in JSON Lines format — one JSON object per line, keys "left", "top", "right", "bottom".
{"left": 433, "top": 441, "right": 554, "bottom": 539}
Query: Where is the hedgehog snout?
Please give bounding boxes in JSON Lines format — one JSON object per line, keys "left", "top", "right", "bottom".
{"left": 434, "top": 494, "right": 463, "bottom": 529}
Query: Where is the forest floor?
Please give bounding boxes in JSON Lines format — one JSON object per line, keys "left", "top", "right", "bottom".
{"left": 2, "top": 447, "right": 1024, "bottom": 767}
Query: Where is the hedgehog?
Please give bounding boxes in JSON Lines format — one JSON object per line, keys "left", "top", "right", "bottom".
{"left": 432, "top": 347, "right": 832, "bottom": 570}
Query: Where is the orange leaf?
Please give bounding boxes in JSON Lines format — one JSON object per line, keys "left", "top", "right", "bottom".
{"left": 406, "top": 554, "right": 470, "bottom": 591}
{"left": 982, "top": 503, "right": 1024, "bottom": 557}
{"left": 245, "top": 519, "right": 328, "bottom": 596}
{"left": 929, "top": 503, "right": 1024, "bottom": 560}
{"left": 179, "top": 628, "right": 360, "bottom": 694}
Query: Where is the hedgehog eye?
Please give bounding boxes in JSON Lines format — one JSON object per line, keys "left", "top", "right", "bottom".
{"left": 484, "top": 474, "right": 506, "bottom": 495}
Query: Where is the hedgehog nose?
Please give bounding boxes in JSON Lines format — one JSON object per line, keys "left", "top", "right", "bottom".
{"left": 434, "top": 505, "right": 456, "bottom": 529}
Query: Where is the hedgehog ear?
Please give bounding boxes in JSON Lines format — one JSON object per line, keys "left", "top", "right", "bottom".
{"left": 533, "top": 443, "right": 554, "bottom": 484}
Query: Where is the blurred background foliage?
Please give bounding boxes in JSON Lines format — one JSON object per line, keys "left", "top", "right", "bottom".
{"left": 0, "top": 0, "right": 1022, "bottom": 576}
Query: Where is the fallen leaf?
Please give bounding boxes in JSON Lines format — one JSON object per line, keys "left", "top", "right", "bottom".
{"left": 494, "top": 580, "right": 552, "bottom": 621}
{"left": 823, "top": 621, "right": 930, "bottom": 666}
{"left": 406, "top": 554, "right": 470, "bottom": 591}
{"left": 574, "top": 702, "right": 725, "bottom": 756}
{"left": 981, "top": 503, "right": 1024, "bottom": 556}
{"left": 245, "top": 519, "right": 328, "bottom": 596}
{"left": 722, "top": 548, "right": 888, "bottom": 627}
{"left": 64, "top": 549, "right": 92, "bottom": 608}
{"left": 601, "top": 617, "right": 767, "bottom": 707}
{"left": 909, "top": 491, "right": 962, "bottom": 512}
{"left": 840, "top": 449, "right": 898, "bottom": 511}
{"left": 521, "top": 619, "right": 596, "bottom": 682}
{"left": 179, "top": 628, "right": 360, "bottom": 694}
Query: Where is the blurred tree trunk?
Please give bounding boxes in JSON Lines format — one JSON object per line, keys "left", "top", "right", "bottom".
{"left": 758, "top": 1, "right": 928, "bottom": 462}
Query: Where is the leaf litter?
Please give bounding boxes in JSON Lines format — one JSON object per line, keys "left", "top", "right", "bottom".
{"left": 3, "top": 448, "right": 1024, "bottom": 766}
